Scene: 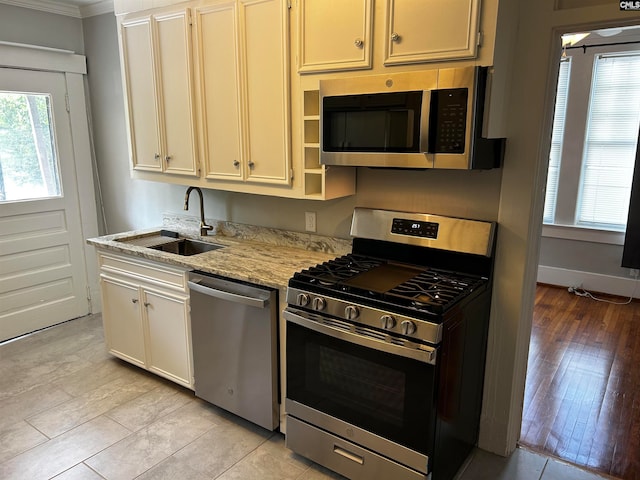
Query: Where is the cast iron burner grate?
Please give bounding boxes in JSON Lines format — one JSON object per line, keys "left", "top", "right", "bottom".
{"left": 385, "top": 270, "right": 484, "bottom": 311}
{"left": 295, "top": 254, "right": 384, "bottom": 286}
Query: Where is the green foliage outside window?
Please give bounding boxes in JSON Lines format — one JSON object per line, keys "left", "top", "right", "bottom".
{"left": 0, "top": 92, "right": 61, "bottom": 202}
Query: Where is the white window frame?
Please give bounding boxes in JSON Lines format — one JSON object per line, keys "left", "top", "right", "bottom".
{"left": 542, "top": 42, "right": 640, "bottom": 246}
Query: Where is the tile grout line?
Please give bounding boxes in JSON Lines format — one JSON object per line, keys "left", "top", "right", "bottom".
{"left": 538, "top": 458, "right": 550, "bottom": 480}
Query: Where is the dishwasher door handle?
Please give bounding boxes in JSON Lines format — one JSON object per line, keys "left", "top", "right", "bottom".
{"left": 188, "top": 280, "right": 268, "bottom": 308}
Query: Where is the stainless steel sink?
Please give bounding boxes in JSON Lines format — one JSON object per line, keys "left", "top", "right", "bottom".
{"left": 149, "top": 238, "right": 224, "bottom": 256}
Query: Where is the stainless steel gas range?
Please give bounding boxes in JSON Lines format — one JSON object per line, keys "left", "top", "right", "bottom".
{"left": 284, "top": 208, "right": 496, "bottom": 480}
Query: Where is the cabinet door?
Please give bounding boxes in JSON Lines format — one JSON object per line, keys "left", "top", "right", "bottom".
{"left": 384, "top": 0, "right": 480, "bottom": 65}
{"left": 100, "top": 275, "right": 146, "bottom": 367}
{"left": 155, "top": 9, "right": 199, "bottom": 176}
{"left": 143, "top": 288, "right": 192, "bottom": 387}
{"left": 297, "top": 0, "right": 373, "bottom": 73}
{"left": 195, "top": 2, "right": 244, "bottom": 180}
{"left": 120, "top": 16, "right": 162, "bottom": 172}
{"left": 241, "top": 0, "right": 291, "bottom": 185}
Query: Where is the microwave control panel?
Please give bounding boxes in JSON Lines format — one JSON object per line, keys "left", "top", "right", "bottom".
{"left": 430, "top": 88, "right": 468, "bottom": 154}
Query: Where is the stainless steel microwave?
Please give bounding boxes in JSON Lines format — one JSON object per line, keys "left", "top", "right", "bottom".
{"left": 320, "top": 66, "right": 505, "bottom": 169}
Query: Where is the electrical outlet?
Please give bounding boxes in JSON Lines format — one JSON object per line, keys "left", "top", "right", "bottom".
{"left": 631, "top": 268, "right": 639, "bottom": 278}
{"left": 305, "top": 212, "right": 317, "bottom": 232}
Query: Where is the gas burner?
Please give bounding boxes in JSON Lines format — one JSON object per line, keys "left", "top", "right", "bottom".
{"left": 385, "top": 270, "right": 484, "bottom": 312}
{"left": 295, "top": 254, "right": 384, "bottom": 287}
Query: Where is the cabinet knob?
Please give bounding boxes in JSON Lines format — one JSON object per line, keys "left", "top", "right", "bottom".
{"left": 131, "top": 298, "right": 138, "bottom": 304}
{"left": 144, "top": 302, "right": 151, "bottom": 307}
{"left": 248, "top": 161, "right": 255, "bottom": 169}
{"left": 154, "top": 153, "right": 161, "bottom": 160}
{"left": 165, "top": 155, "right": 172, "bottom": 162}
{"left": 391, "top": 32, "right": 401, "bottom": 42}
{"left": 233, "top": 160, "right": 240, "bottom": 167}
{"left": 354, "top": 38, "right": 363, "bottom": 48}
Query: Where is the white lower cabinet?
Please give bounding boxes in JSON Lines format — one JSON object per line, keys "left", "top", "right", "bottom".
{"left": 98, "top": 251, "right": 193, "bottom": 389}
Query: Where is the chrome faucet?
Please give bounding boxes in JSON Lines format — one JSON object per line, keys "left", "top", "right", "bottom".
{"left": 184, "top": 186, "right": 213, "bottom": 236}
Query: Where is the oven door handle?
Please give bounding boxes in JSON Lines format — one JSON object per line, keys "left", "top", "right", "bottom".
{"left": 284, "top": 308, "right": 437, "bottom": 365}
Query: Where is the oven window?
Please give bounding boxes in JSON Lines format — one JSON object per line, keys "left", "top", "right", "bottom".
{"left": 314, "top": 345, "right": 406, "bottom": 427}
{"left": 287, "top": 320, "right": 437, "bottom": 454}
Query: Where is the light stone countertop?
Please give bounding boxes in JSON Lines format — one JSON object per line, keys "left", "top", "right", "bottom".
{"left": 87, "top": 220, "right": 352, "bottom": 290}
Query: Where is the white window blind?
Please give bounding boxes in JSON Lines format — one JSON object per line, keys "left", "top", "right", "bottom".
{"left": 544, "top": 59, "right": 571, "bottom": 223}
{"left": 577, "top": 53, "right": 640, "bottom": 230}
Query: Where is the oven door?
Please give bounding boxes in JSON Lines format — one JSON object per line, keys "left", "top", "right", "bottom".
{"left": 285, "top": 308, "right": 438, "bottom": 458}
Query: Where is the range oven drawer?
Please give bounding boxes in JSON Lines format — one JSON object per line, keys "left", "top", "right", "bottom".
{"left": 286, "top": 416, "right": 429, "bottom": 480}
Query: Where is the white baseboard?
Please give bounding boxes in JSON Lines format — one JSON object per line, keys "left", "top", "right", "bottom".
{"left": 537, "top": 265, "right": 639, "bottom": 299}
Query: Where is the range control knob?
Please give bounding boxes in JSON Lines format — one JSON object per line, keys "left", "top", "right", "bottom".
{"left": 401, "top": 320, "right": 417, "bottom": 336}
{"left": 312, "top": 297, "right": 326, "bottom": 311}
{"left": 296, "top": 293, "right": 310, "bottom": 307}
{"left": 344, "top": 305, "right": 360, "bottom": 320}
{"left": 380, "top": 314, "right": 396, "bottom": 330}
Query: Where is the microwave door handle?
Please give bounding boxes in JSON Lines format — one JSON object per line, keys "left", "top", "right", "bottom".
{"left": 420, "top": 90, "right": 431, "bottom": 154}
{"left": 284, "top": 308, "right": 437, "bottom": 365}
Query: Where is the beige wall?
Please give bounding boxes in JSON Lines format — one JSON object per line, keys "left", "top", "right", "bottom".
{"left": 0, "top": 3, "right": 84, "bottom": 53}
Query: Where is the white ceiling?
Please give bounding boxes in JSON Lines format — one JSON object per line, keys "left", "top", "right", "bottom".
{"left": 0, "top": 0, "right": 113, "bottom": 18}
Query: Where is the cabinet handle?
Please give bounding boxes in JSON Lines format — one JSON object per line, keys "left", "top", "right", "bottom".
{"left": 154, "top": 153, "right": 161, "bottom": 160}
{"left": 131, "top": 298, "right": 138, "bottom": 304}
{"left": 391, "top": 32, "right": 401, "bottom": 42}
{"left": 354, "top": 38, "right": 363, "bottom": 48}
{"left": 165, "top": 155, "right": 172, "bottom": 162}
{"left": 248, "top": 161, "right": 255, "bottom": 169}
{"left": 233, "top": 160, "right": 240, "bottom": 167}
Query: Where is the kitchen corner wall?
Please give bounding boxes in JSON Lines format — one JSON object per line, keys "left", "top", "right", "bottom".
{"left": 82, "top": 12, "right": 503, "bottom": 240}
{"left": 0, "top": 3, "right": 84, "bottom": 53}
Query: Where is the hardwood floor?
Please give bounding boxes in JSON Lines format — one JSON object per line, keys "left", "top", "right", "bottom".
{"left": 520, "top": 284, "right": 640, "bottom": 480}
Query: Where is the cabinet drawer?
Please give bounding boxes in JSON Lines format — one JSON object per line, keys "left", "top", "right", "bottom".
{"left": 98, "top": 251, "right": 188, "bottom": 292}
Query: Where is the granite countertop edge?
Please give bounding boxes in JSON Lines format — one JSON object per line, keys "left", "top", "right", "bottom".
{"left": 87, "top": 224, "right": 352, "bottom": 291}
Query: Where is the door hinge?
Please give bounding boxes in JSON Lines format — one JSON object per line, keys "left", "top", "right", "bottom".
{"left": 290, "top": 168, "right": 294, "bottom": 180}
{"left": 477, "top": 31, "right": 483, "bottom": 47}
{"left": 65, "top": 93, "right": 70, "bottom": 112}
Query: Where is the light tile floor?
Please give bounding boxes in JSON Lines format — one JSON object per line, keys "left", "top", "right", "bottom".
{"left": 0, "top": 315, "right": 613, "bottom": 480}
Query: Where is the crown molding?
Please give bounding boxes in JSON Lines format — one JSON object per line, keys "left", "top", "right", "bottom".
{"left": 80, "top": 0, "right": 112, "bottom": 17}
{"left": 0, "top": 0, "right": 113, "bottom": 18}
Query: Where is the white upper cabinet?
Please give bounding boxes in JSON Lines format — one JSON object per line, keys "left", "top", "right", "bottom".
{"left": 297, "top": 0, "right": 373, "bottom": 73}
{"left": 296, "top": 0, "right": 482, "bottom": 73}
{"left": 193, "top": 2, "right": 242, "bottom": 181}
{"left": 120, "top": 8, "right": 198, "bottom": 176}
{"left": 194, "top": 0, "right": 291, "bottom": 185}
{"left": 384, "top": 0, "right": 480, "bottom": 65}
{"left": 120, "top": 17, "right": 159, "bottom": 172}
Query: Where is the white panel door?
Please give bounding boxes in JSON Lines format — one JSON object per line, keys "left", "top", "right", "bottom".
{"left": 0, "top": 68, "right": 90, "bottom": 341}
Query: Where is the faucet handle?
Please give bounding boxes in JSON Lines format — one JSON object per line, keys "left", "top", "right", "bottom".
{"left": 200, "top": 222, "right": 214, "bottom": 236}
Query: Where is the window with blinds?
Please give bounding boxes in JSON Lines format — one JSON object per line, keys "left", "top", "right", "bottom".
{"left": 544, "top": 59, "right": 571, "bottom": 223}
{"left": 577, "top": 53, "right": 640, "bottom": 230}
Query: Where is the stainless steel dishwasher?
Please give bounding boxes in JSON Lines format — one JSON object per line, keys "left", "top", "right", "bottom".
{"left": 188, "top": 271, "right": 279, "bottom": 430}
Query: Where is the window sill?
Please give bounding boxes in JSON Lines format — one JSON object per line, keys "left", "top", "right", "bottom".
{"left": 541, "top": 224, "right": 625, "bottom": 246}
